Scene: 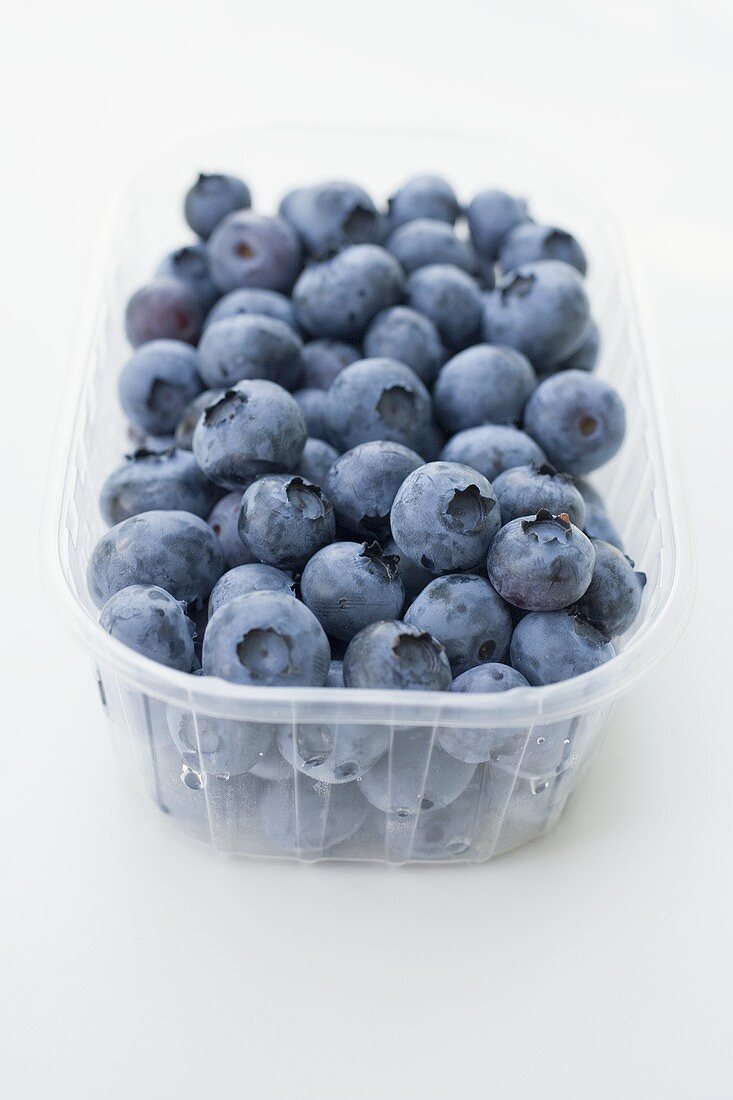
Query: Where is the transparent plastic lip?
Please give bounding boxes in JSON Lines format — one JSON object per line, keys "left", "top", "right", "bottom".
{"left": 41, "top": 124, "right": 696, "bottom": 729}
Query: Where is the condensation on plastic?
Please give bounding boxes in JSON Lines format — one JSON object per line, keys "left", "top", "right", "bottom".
{"left": 42, "top": 126, "right": 695, "bottom": 864}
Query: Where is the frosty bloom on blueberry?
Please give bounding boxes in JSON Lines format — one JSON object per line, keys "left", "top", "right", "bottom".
{"left": 100, "top": 446, "right": 221, "bottom": 526}
{"left": 487, "top": 509, "right": 596, "bottom": 612}
{"left": 238, "top": 473, "right": 336, "bottom": 570}
{"left": 279, "top": 180, "right": 381, "bottom": 257}
{"left": 118, "top": 339, "right": 204, "bottom": 437}
{"left": 197, "top": 313, "right": 303, "bottom": 389}
{"left": 208, "top": 564, "right": 296, "bottom": 620}
{"left": 390, "top": 461, "right": 501, "bottom": 574}
{"left": 203, "top": 591, "right": 330, "bottom": 687}
{"left": 100, "top": 584, "right": 195, "bottom": 672}
{"left": 192, "top": 380, "right": 306, "bottom": 489}
{"left": 207, "top": 211, "right": 302, "bottom": 294}
{"left": 184, "top": 172, "right": 252, "bottom": 240}
{"left": 293, "top": 244, "right": 405, "bottom": 340}
{"left": 300, "top": 541, "right": 405, "bottom": 641}
{"left": 404, "top": 574, "right": 513, "bottom": 676}
{"left": 482, "top": 261, "right": 590, "bottom": 374}
{"left": 386, "top": 218, "right": 474, "bottom": 275}
{"left": 387, "top": 174, "right": 460, "bottom": 230}
{"left": 322, "top": 358, "right": 432, "bottom": 453}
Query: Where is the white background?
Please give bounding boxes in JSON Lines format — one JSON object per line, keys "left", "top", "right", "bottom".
{"left": 2, "top": 1, "right": 732, "bottom": 1096}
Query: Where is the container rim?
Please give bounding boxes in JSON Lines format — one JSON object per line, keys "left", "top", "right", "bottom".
{"left": 40, "top": 122, "right": 696, "bottom": 727}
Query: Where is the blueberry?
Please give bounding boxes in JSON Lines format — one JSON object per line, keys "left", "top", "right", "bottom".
{"left": 363, "top": 306, "right": 444, "bottom": 387}
{"left": 437, "top": 664, "right": 531, "bottom": 764}
{"left": 323, "top": 440, "right": 424, "bottom": 539}
{"left": 297, "top": 438, "right": 340, "bottom": 485}
{"left": 498, "top": 223, "right": 587, "bottom": 276}
{"left": 277, "top": 717, "right": 389, "bottom": 784}
{"left": 156, "top": 243, "right": 220, "bottom": 314}
{"left": 492, "top": 463, "right": 586, "bottom": 527}
{"left": 174, "top": 389, "right": 223, "bottom": 450}
{"left": 406, "top": 264, "right": 483, "bottom": 349}
{"left": 357, "top": 726, "right": 475, "bottom": 815}
{"left": 184, "top": 172, "right": 252, "bottom": 240}
{"left": 391, "top": 461, "right": 500, "bottom": 574}
{"left": 404, "top": 574, "right": 512, "bottom": 675}
{"left": 510, "top": 609, "right": 615, "bottom": 684}
{"left": 209, "top": 563, "right": 295, "bottom": 618}
{"left": 576, "top": 539, "right": 646, "bottom": 637}
{"left": 343, "top": 620, "right": 451, "bottom": 691}
{"left": 167, "top": 706, "right": 273, "bottom": 777}
{"left": 124, "top": 277, "right": 202, "bottom": 348}
{"left": 293, "top": 244, "right": 405, "bottom": 340}
{"left": 239, "top": 474, "right": 335, "bottom": 570}
{"left": 466, "top": 189, "right": 530, "bottom": 261}
{"left": 259, "top": 775, "right": 368, "bottom": 854}
{"left": 433, "top": 344, "right": 537, "bottom": 434}
{"left": 386, "top": 218, "right": 473, "bottom": 274}
{"left": 293, "top": 389, "right": 327, "bottom": 440}
{"left": 439, "top": 424, "right": 546, "bottom": 481}
{"left": 204, "top": 591, "right": 330, "bottom": 686}
{"left": 523, "top": 370, "right": 626, "bottom": 474}
{"left": 382, "top": 537, "right": 433, "bottom": 606}
{"left": 387, "top": 175, "right": 460, "bottom": 230}
{"left": 300, "top": 541, "right": 404, "bottom": 641}
{"left": 100, "top": 446, "right": 221, "bottom": 525}
{"left": 207, "top": 211, "right": 302, "bottom": 293}
{"left": 488, "top": 510, "right": 595, "bottom": 611}
{"left": 326, "top": 659, "right": 344, "bottom": 687}
{"left": 203, "top": 287, "right": 297, "bottom": 331}
{"left": 322, "top": 358, "right": 432, "bottom": 453}
{"left": 279, "top": 180, "right": 380, "bottom": 256}
{"left": 118, "top": 339, "right": 203, "bottom": 438}
{"left": 207, "top": 491, "right": 258, "bottom": 567}
{"left": 192, "top": 380, "right": 306, "bottom": 490}
{"left": 556, "top": 320, "right": 600, "bottom": 374}
{"left": 482, "top": 261, "right": 590, "bottom": 373}
{"left": 299, "top": 338, "right": 361, "bottom": 389}
{"left": 197, "top": 314, "right": 302, "bottom": 390}
{"left": 88, "top": 510, "right": 225, "bottom": 607}
{"left": 99, "top": 584, "right": 195, "bottom": 671}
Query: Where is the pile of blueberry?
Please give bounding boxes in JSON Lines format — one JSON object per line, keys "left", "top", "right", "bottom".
{"left": 90, "top": 171, "right": 647, "bottom": 709}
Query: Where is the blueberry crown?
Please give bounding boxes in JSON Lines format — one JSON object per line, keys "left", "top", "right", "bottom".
{"left": 360, "top": 540, "right": 400, "bottom": 579}
{"left": 203, "top": 389, "right": 246, "bottom": 426}
{"left": 126, "top": 445, "right": 176, "bottom": 462}
{"left": 521, "top": 508, "right": 573, "bottom": 536}
{"left": 566, "top": 606, "right": 612, "bottom": 645}
{"left": 500, "top": 270, "right": 535, "bottom": 302}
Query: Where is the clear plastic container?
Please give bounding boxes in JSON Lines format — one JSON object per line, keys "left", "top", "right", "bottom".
{"left": 42, "top": 126, "right": 695, "bottom": 863}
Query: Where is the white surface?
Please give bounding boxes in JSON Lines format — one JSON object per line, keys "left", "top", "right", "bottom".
{"left": 2, "top": 1, "right": 731, "bottom": 1096}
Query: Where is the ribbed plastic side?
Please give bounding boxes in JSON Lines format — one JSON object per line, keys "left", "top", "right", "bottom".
{"left": 94, "top": 659, "right": 611, "bottom": 863}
